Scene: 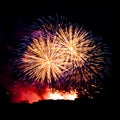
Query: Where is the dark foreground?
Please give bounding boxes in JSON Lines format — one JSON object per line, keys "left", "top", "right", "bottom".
{"left": 0, "top": 95, "right": 112, "bottom": 118}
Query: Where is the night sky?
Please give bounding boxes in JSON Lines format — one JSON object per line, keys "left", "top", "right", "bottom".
{"left": 0, "top": 1, "right": 113, "bottom": 117}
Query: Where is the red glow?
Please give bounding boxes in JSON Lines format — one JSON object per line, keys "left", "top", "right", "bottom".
{"left": 9, "top": 83, "right": 78, "bottom": 104}
{"left": 9, "top": 83, "right": 42, "bottom": 103}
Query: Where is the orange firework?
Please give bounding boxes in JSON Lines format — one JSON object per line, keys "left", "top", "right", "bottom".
{"left": 19, "top": 36, "right": 68, "bottom": 83}
{"left": 13, "top": 15, "right": 111, "bottom": 99}
{"left": 56, "top": 25, "right": 93, "bottom": 69}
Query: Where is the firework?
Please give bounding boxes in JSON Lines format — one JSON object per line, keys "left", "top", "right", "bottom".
{"left": 53, "top": 25, "right": 111, "bottom": 94}
{"left": 13, "top": 15, "right": 111, "bottom": 98}
{"left": 55, "top": 25, "right": 93, "bottom": 68}
{"left": 17, "top": 36, "right": 69, "bottom": 83}
{"left": 55, "top": 25, "right": 111, "bottom": 81}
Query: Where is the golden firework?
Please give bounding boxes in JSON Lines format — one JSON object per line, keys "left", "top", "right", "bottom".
{"left": 20, "top": 36, "right": 67, "bottom": 83}
{"left": 56, "top": 25, "right": 93, "bottom": 68}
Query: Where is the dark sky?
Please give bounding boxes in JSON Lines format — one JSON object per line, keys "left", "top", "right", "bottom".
{"left": 0, "top": 1, "right": 114, "bottom": 116}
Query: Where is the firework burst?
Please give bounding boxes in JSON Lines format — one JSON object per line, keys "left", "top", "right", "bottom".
{"left": 17, "top": 36, "right": 69, "bottom": 83}
{"left": 55, "top": 25, "right": 93, "bottom": 68}
{"left": 53, "top": 25, "right": 111, "bottom": 95}
{"left": 12, "top": 15, "right": 111, "bottom": 98}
